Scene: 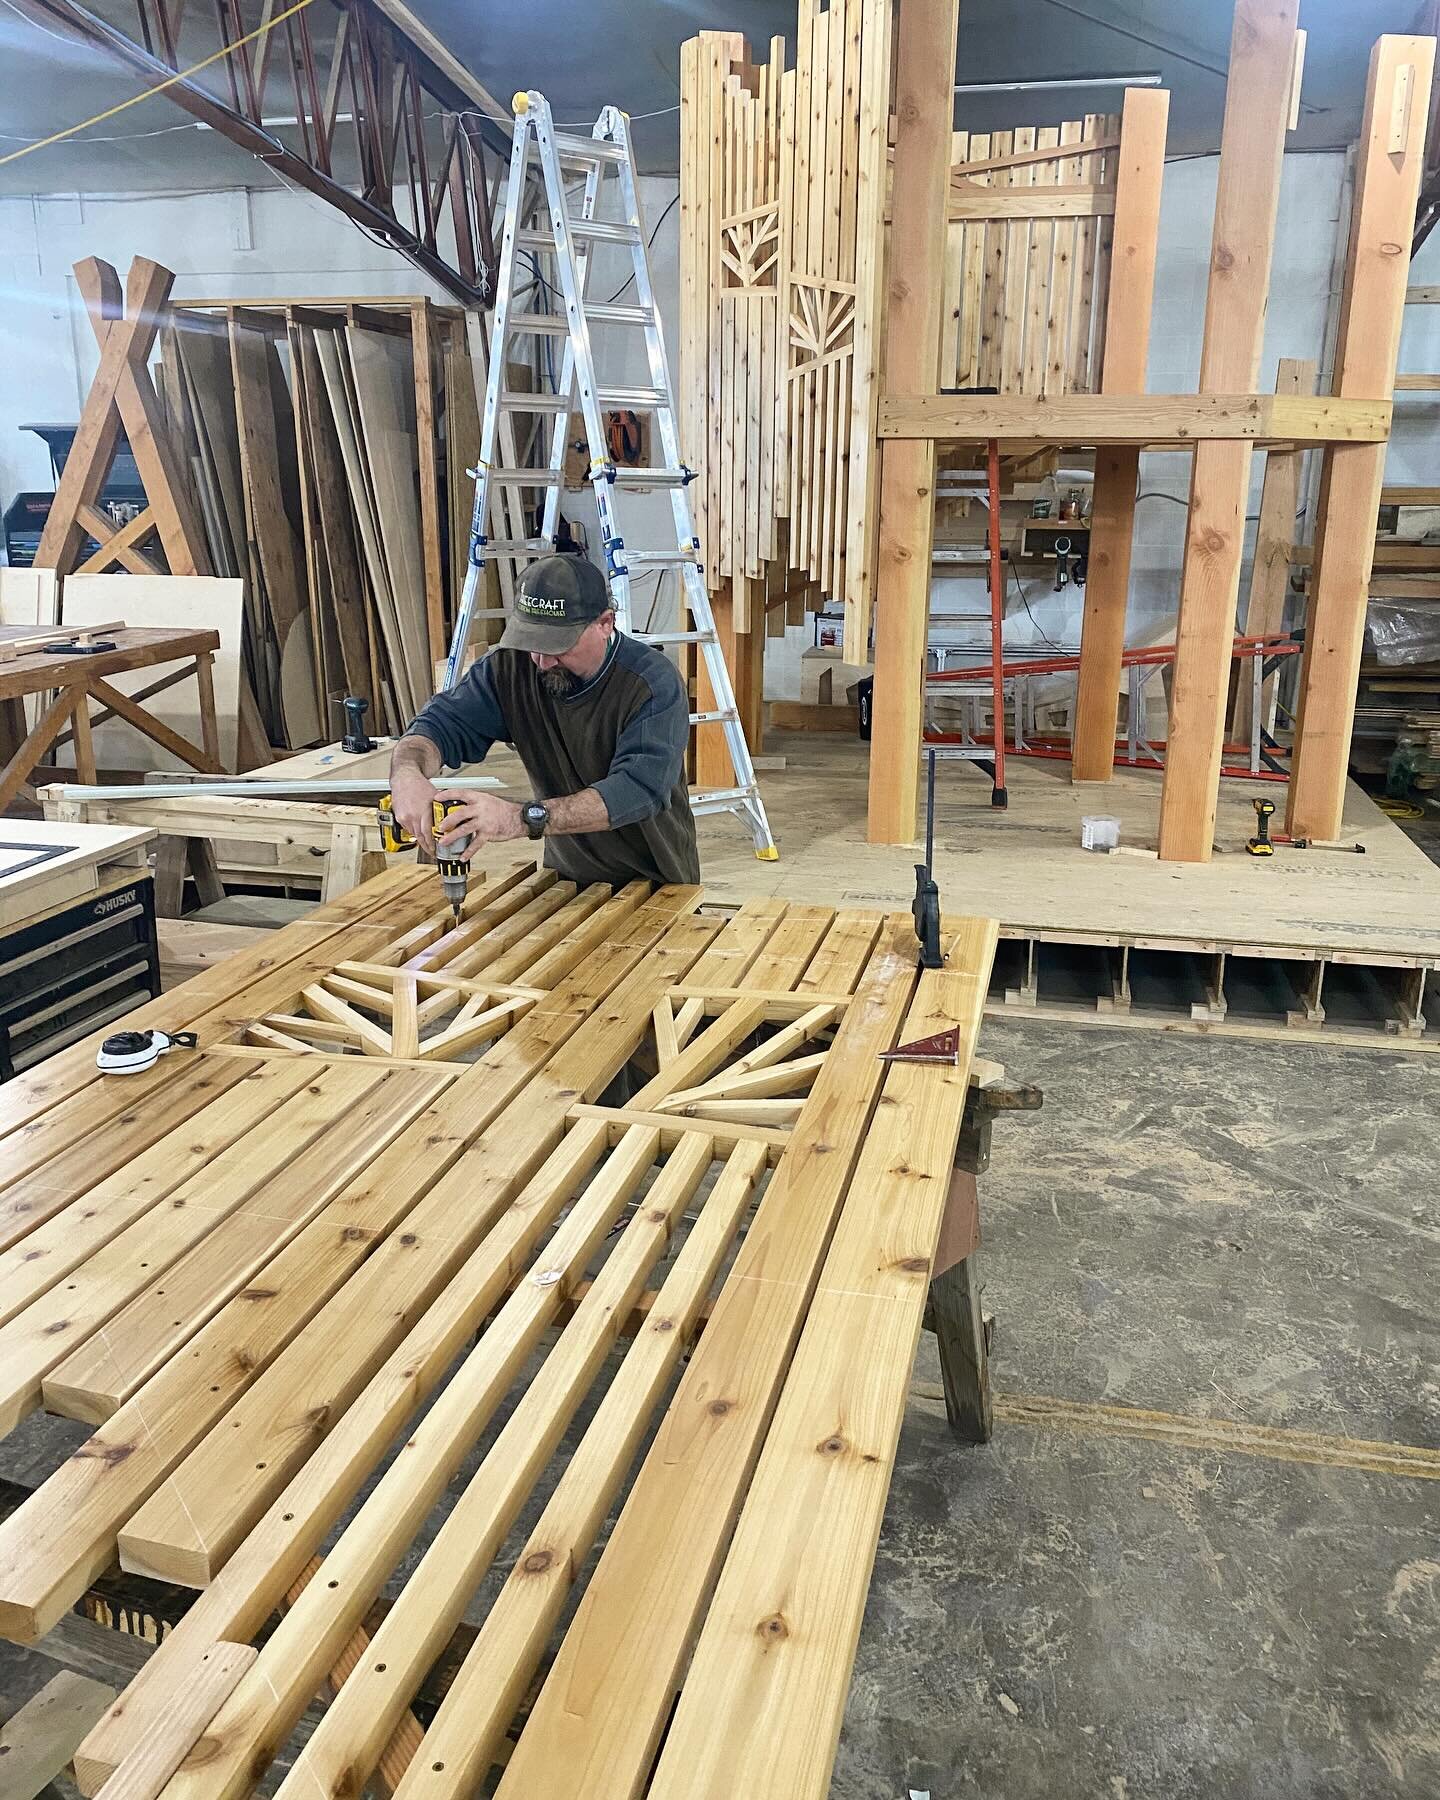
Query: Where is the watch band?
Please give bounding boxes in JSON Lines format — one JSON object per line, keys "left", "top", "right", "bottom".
{"left": 523, "top": 802, "right": 549, "bottom": 841}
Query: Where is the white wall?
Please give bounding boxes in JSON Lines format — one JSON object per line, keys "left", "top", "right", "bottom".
{"left": 0, "top": 148, "right": 1420, "bottom": 698}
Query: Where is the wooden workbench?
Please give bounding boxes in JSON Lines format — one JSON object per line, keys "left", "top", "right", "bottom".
{"left": 0, "top": 863, "right": 997, "bottom": 1799}
{"left": 0, "top": 625, "right": 223, "bottom": 812}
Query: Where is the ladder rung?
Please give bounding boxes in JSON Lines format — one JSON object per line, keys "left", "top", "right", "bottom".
{"left": 689, "top": 710, "right": 738, "bottom": 726}
{"left": 487, "top": 469, "right": 564, "bottom": 487}
{"left": 506, "top": 313, "right": 570, "bottom": 336}
{"left": 623, "top": 549, "right": 701, "bottom": 567}
{"left": 499, "top": 391, "right": 571, "bottom": 413}
{"left": 610, "top": 467, "right": 691, "bottom": 489}
{"left": 544, "top": 132, "right": 628, "bottom": 165}
{"left": 585, "top": 303, "right": 655, "bottom": 327}
{"left": 570, "top": 220, "right": 642, "bottom": 245}
{"left": 635, "top": 630, "right": 716, "bottom": 646}
{"left": 596, "top": 386, "right": 669, "bottom": 409}
{"left": 690, "top": 785, "right": 760, "bottom": 810}
{"left": 473, "top": 538, "right": 552, "bottom": 558}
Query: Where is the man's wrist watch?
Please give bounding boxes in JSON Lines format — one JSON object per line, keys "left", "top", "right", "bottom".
{"left": 521, "top": 801, "right": 549, "bottom": 841}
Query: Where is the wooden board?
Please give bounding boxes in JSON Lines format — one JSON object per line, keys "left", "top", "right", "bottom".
{"left": 1288, "top": 35, "right": 1436, "bottom": 843}
{"left": 0, "top": 864, "right": 998, "bottom": 1800}
{"left": 1157, "top": 0, "right": 1301, "bottom": 863}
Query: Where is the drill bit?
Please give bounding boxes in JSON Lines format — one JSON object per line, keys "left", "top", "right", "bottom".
{"left": 432, "top": 797, "right": 471, "bottom": 927}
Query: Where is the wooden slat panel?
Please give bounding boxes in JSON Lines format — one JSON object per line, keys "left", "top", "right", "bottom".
{"left": 0, "top": 1057, "right": 255, "bottom": 1257}
{"left": 44, "top": 1064, "right": 447, "bottom": 1422}
{"left": 116, "top": 910, "right": 720, "bottom": 1587}
{"left": 391, "top": 1138, "right": 767, "bottom": 1797}
{"left": 491, "top": 924, "right": 918, "bottom": 1797}
{"left": 0, "top": 891, "right": 703, "bottom": 1642}
{"left": 648, "top": 921, "right": 998, "bottom": 1800}
{"left": 271, "top": 1134, "right": 718, "bottom": 1800}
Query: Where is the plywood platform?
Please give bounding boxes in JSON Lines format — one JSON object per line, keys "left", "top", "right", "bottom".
{"left": 689, "top": 737, "right": 1440, "bottom": 1046}
{"left": 692, "top": 736, "right": 1439, "bottom": 954}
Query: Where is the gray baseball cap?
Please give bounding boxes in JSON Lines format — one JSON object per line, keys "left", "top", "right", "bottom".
{"left": 497, "top": 555, "right": 613, "bottom": 654}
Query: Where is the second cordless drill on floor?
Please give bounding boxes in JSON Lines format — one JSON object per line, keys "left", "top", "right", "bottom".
{"left": 378, "top": 794, "right": 472, "bottom": 924}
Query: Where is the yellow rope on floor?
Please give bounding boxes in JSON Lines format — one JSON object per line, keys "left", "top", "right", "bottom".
{"left": 991, "top": 1391, "right": 1440, "bottom": 1481}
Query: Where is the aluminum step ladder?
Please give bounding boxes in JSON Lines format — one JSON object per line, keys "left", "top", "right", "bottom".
{"left": 444, "top": 88, "right": 777, "bottom": 861}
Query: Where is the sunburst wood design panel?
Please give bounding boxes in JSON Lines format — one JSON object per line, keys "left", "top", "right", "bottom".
{"left": 680, "top": 3, "right": 891, "bottom": 652}
{"left": 0, "top": 858, "right": 1000, "bottom": 1800}
{"left": 941, "top": 113, "right": 1120, "bottom": 400}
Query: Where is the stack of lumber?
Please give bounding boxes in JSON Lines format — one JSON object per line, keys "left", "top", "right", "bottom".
{"left": 158, "top": 299, "right": 491, "bottom": 746}
{"left": 0, "top": 861, "right": 995, "bottom": 1800}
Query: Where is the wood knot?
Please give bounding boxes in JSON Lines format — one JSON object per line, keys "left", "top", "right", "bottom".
{"left": 239, "top": 1287, "right": 276, "bottom": 1302}
{"left": 341, "top": 1226, "right": 368, "bottom": 1242}
{"left": 398, "top": 1232, "right": 418, "bottom": 1247}
{"left": 521, "top": 1549, "right": 554, "bottom": 1575}
{"left": 708, "top": 1398, "right": 734, "bottom": 1418}
{"left": 896, "top": 1256, "right": 929, "bottom": 1274}
{"left": 1380, "top": 240, "right": 1403, "bottom": 258}
{"left": 817, "top": 1434, "right": 846, "bottom": 1457}
{"left": 42, "top": 1320, "right": 70, "bottom": 1336}
{"left": 307, "top": 1084, "right": 324, "bottom": 1096}
{"left": 644, "top": 1208, "right": 667, "bottom": 1225}
{"left": 652, "top": 1315, "right": 676, "bottom": 1333}
{"left": 1201, "top": 528, "right": 1226, "bottom": 554}
{"left": 1213, "top": 246, "right": 1235, "bottom": 272}
{"left": 757, "top": 1613, "right": 789, "bottom": 1644}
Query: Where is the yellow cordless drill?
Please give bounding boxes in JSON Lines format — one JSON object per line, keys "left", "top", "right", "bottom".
{"left": 378, "top": 794, "right": 472, "bottom": 924}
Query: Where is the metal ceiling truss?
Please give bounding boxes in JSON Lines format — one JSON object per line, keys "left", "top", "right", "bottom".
{"left": 12, "top": 0, "right": 502, "bottom": 305}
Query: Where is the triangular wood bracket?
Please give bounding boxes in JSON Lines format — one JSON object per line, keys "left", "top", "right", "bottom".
{"left": 35, "top": 257, "right": 210, "bottom": 578}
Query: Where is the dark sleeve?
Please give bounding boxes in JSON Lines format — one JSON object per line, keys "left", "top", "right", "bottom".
{"left": 406, "top": 653, "right": 508, "bottom": 768}
{"left": 594, "top": 660, "right": 690, "bottom": 828}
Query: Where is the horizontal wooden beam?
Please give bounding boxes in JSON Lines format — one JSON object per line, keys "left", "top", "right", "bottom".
{"left": 1380, "top": 485, "right": 1440, "bottom": 503}
{"left": 1392, "top": 373, "right": 1440, "bottom": 390}
{"left": 1405, "top": 284, "right": 1440, "bottom": 302}
{"left": 876, "top": 392, "right": 1391, "bottom": 445}
{"left": 946, "top": 185, "right": 1115, "bottom": 220}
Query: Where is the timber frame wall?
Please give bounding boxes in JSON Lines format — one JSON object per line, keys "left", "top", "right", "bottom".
{"left": 868, "top": 0, "right": 1434, "bottom": 854}
{"left": 682, "top": 2, "right": 1435, "bottom": 860}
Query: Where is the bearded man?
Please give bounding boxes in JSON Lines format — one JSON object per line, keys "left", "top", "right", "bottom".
{"left": 388, "top": 554, "right": 699, "bottom": 887}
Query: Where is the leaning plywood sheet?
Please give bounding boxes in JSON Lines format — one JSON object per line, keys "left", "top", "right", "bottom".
{"left": 61, "top": 575, "right": 244, "bottom": 772}
{"left": 0, "top": 867, "right": 996, "bottom": 1800}
{"left": 348, "top": 326, "right": 431, "bottom": 716}
{"left": 315, "top": 329, "right": 418, "bottom": 725}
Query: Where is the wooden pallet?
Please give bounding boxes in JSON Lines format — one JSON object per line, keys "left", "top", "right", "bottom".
{"left": 0, "top": 863, "right": 996, "bottom": 1800}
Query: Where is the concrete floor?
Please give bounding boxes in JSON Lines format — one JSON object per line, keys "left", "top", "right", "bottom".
{"left": 2, "top": 1017, "right": 1438, "bottom": 1797}
{"left": 841, "top": 1015, "right": 1440, "bottom": 1800}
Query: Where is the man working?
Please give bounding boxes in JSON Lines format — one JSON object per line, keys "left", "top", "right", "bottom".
{"left": 389, "top": 555, "right": 699, "bottom": 887}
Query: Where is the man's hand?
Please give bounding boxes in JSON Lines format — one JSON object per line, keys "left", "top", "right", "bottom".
{"left": 435, "top": 792, "right": 524, "bottom": 860}
{"left": 390, "top": 766, "right": 441, "bottom": 854}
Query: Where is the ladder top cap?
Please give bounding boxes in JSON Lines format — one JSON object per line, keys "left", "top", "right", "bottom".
{"left": 513, "top": 91, "right": 530, "bottom": 114}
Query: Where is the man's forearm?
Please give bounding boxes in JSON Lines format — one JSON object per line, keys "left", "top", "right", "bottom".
{"left": 544, "top": 788, "right": 612, "bottom": 835}
{"left": 391, "top": 732, "right": 442, "bottom": 781}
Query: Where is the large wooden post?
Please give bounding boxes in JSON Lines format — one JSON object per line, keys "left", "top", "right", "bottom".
{"left": 864, "top": 0, "right": 960, "bottom": 844}
{"left": 695, "top": 579, "right": 765, "bottom": 785}
{"left": 1287, "top": 37, "right": 1434, "bottom": 842}
{"left": 1069, "top": 88, "right": 1169, "bottom": 782}
{"left": 1156, "top": 0, "right": 1300, "bottom": 862}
